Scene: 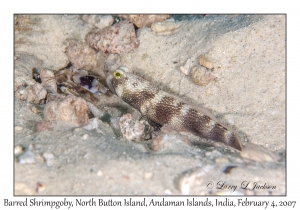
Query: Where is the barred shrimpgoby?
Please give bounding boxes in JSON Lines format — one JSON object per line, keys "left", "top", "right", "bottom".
{"left": 107, "top": 66, "right": 242, "bottom": 151}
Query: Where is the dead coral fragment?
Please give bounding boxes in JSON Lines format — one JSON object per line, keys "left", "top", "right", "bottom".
{"left": 15, "top": 76, "right": 47, "bottom": 104}
{"left": 43, "top": 95, "right": 89, "bottom": 126}
{"left": 66, "top": 40, "right": 101, "bottom": 71}
{"left": 119, "top": 113, "right": 151, "bottom": 141}
{"left": 82, "top": 15, "right": 114, "bottom": 29}
{"left": 119, "top": 14, "right": 170, "bottom": 28}
{"left": 23, "top": 83, "right": 47, "bottom": 104}
{"left": 190, "top": 66, "right": 217, "bottom": 86}
{"left": 86, "top": 20, "right": 139, "bottom": 54}
{"left": 14, "top": 77, "right": 36, "bottom": 92}
{"left": 151, "top": 19, "right": 181, "bottom": 35}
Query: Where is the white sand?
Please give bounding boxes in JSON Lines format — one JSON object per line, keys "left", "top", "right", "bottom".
{"left": 14, "top": 15, "right": 285, "bottom": 195}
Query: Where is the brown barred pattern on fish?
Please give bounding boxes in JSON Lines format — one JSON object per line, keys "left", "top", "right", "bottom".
{"left": 107, "top": 66, "right": 242, "bottom": 151}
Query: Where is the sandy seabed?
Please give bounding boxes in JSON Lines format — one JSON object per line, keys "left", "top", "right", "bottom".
{"left": 14, "top": 14, "right": 285, "bottom": 195}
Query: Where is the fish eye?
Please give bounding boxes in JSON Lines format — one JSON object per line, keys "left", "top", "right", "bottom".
{"left": 113, "top": 71, "right": 123, "bottom": 79}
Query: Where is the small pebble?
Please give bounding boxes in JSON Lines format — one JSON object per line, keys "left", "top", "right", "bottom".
{"left": 179, "top": 174, "right": 196, "bottom": 195}
{"left": 96, "top": 129, "right": 104, "bottom": 134}
{"left": 15, "top": 182, "right": 35, "bottom": 195}
{"left": 97, "top": 170, "right": 103, "bottom": 176}
{"left": 34, "top": 121, "right": 52, "bottom": 132}
{"left": 73, "top": 128, "right": 83, "bottom": 133}
{"left": 240, "top": 143, "right": 280, "bottom": 162}
{"left": 42, "top": 152, "right": 55, "bottom": 166}
{"left": 36, "top": 154, "right": 45, "bottom": 163}
{"left": 205, "top": 150, "right": 222, "bottom": 157}
{"left": 30, "top": 106, "right": 41, "bottom": 114}
{"left": 84, "top": 152, "right": 91, "bottom": 159}
{"left": 86, "top": 102, "right": 106, "bottom": 119}
{"left": 36, "top": 182, "right": 45, "bottom": 193}
{"left": 178, "top": 165, "right": 213, "bottom": 195}
{"left": 144, "top": 172, "right": 153, "bottom": 179}
{"left": 122, "top": 175, "right": 129, "bottom": 181}
{"left": 15, "top": 126, "right": 23, "bottom": 132}
{"left": 28, "top": 144, "right": 35, "bottom": 151}
{"left": 222, "top": 165, "right": 237, "bottom": 174}
{"left": 18, "top": 150, "right": 36, "bottom": 164}
{"left": 199, "top": 55, "right": 215, "bottom": 69}
{"left": 14, "top": 145, "right": 23, "bottom": 155}
{"left": 216, "top": 190, "right": 245, "bottom": 195}
{"left": 164, "top": 189, "right": 172, "bottom": 195}
{"left": 245, "top": 190, "right": 256, "bottom": 196}
{"left": 214, "top": 157, "right": 229, "bottom": 164}
{"left": 82, "top": 134, "right": 89, "bottom": 140}
{"left": 83, "top": 118, "right": 99, "bottom": 131}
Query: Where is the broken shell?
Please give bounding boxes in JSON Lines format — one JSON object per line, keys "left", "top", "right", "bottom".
{"left": 179, "top": 58, "right": 193, "bottom": 75}
{"left": 30, "top": 105, "right": 42, "bottom": 114}
{"left": 43, "top": 95, "right": 89, "bottom": 126}
{"left": 118, "top": 14, "right": 170, "bottom": 28}
{"left": 199, "top": 55, "right": 215, "bottom": 70}
{"left": 18, "top": 150, "right": 36, "bottom": 164}
{"left": 190, "top": 66, "right": 217, "bottom": 86}
{"left": 86, "top": 20, "right": 139, "bottom": 54}
{"left": 86, "top": 102, "right": 105, "bottom": 118}
{"left": 83, "top": 117, "right": 99, "bottom": 131}
{"left": 40, "top": 69, "right": 57, "bottom": 93}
